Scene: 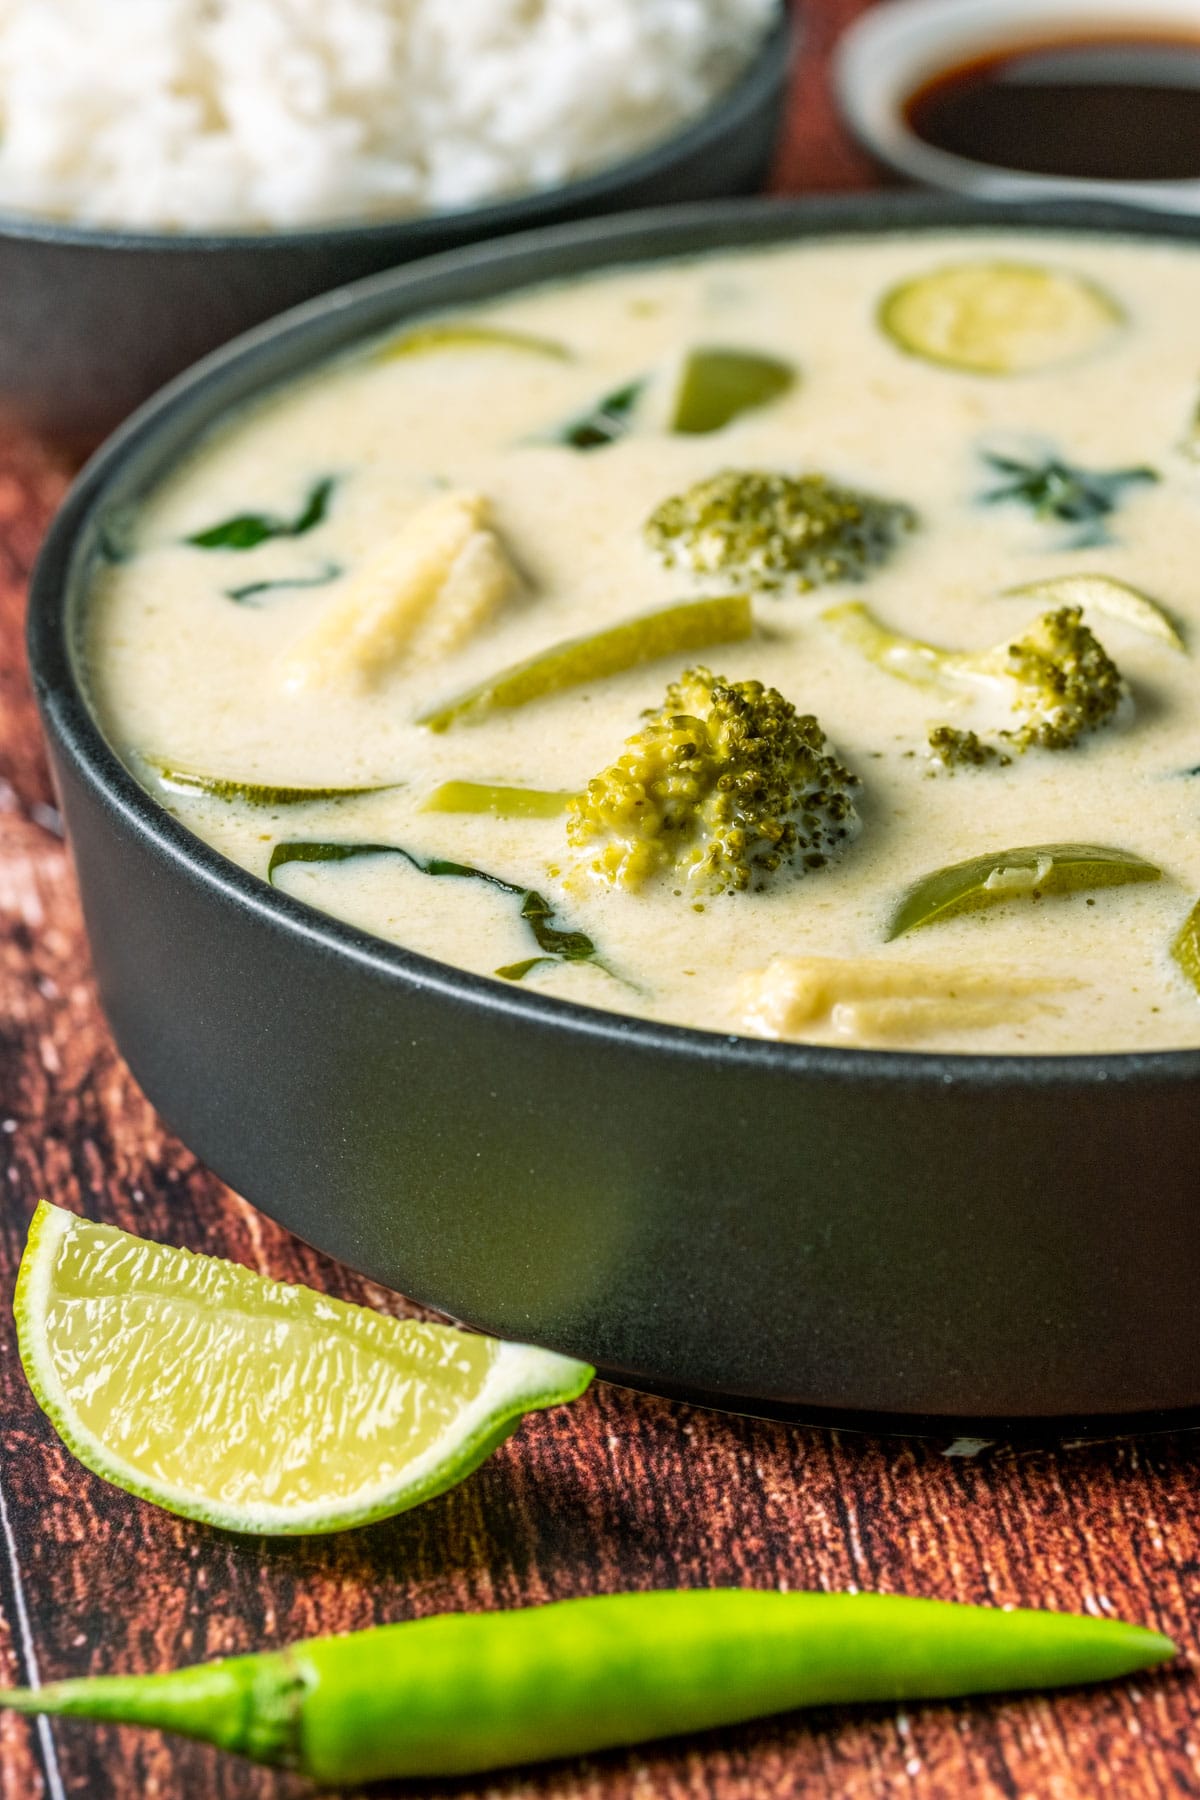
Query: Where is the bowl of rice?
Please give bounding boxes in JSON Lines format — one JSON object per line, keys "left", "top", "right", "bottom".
{"left": 0, "top": 0, "right": 790, "bottom": 446}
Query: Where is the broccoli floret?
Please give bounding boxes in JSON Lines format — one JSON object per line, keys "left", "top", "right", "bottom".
{"left": 826, "top": 600, "right": 1129, "bottom": 760}
{"left": 927, "top": 726, "right": 1012, "bottom": 771}
{"left": 999, "top": 605, "right": 1128, "bottom": 750}
{"left": 566, "top": 666, "right": 862, "bottom": 895}
{"left": 643, "top": 470, "right": 916, "bottom": 592}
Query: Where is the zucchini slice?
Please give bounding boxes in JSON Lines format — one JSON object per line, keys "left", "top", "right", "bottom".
{"left": 879, "top": 261, "right": 1123, "bottom": 376}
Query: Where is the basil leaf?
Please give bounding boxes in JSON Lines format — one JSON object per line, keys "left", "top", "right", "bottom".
{"left": 520, "top": 890, "right": 596, "bottom": 962}
{"left": 226, "top": 562, "right": 343, "bottom": 604}
{"left": 268, "top": 841, "right": 601, "bottom": 977}
{"left": 187, "top": 476, "right": 337, "bottom": 552}
{"left": 553, "top": 379, "right": 644, "bottom": 451}
{"left": 980, "top": 452, "right": 1157, "bottom": 544}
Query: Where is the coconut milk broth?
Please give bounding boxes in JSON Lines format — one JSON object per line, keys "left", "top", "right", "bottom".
{"left": 86, "top": 232, "right": 1200, "bottom": 1052}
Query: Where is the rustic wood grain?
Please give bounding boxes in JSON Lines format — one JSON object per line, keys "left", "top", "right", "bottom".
{"left": 1, "top": 5, "right": 1198, "bottom": 1795}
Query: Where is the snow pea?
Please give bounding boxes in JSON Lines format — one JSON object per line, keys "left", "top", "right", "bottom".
{"left": 888, "top": 843, "right": 1162, "bottom": 939}
{"left": 0, "top": 1591, "right": 1172, "bottom": 1785}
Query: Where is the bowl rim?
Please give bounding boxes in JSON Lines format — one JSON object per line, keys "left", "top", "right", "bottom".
{"left": 29, "top": 189, "right": 1200, "bottom": 1092}
{"left": 833, "top": 0, "right": 1200, "bottom": 212}
{"left": 0, "top": 12, "right": 791, "bottom": 251}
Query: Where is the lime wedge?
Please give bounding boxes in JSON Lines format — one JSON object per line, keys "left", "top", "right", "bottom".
{"left": 879, "top": 262, "right": 1122, "bottom": 375}
{"left": 15, "top": 1203, "right": 593, "bottom": 1536}
{"left": 669, "top": 348, "right": 794, "bottom": 434}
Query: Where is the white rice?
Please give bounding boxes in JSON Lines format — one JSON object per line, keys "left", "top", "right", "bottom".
{"left": 0, "top": 0, "right": 780, "bottom": 233}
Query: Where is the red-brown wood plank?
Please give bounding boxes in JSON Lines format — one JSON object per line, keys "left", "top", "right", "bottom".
{"left": 1, "top": 5, "right": 1197, "bottom": 1795}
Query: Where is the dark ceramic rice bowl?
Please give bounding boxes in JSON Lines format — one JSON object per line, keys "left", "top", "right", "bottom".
{"left": 28, "top": 194, "right": 1200, "bottom": 1432}
{"left": 0, "top": 15, "right": 791, "bottom": 448}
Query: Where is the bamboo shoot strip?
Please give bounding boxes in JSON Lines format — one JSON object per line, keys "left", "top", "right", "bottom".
{"left": 268, "top": 842, "right": 600, "bottom": 981}
{"left": 0, "top": 1591, "right": 1173, "bottom": 1785}
{"left": 419, "top": 594, "right": 752, "bottom": 731}
{"left": 187, "top": 477, "right": 337, "bottom": 551}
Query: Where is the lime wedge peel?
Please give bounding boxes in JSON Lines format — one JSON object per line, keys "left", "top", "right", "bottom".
{"left": 15, "top": 1203, "right": 593, "bottom": 1537}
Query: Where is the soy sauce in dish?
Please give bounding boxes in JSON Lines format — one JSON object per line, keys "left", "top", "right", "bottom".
{"left": 905, "top": 36, "right": 1200, "bottom": 182}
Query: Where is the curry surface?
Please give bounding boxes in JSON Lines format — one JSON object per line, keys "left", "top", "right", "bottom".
{"left": 86, "top": 231, "right": 1200, "bottom": 1053}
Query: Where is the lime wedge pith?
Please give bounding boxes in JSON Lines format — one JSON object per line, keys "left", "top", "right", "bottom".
{"left": 15, "top": 1202, "right": 593, "bottom": 1536}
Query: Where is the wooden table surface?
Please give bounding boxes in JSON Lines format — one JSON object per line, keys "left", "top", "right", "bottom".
{"left": 2, "top": 5, "right": 1199, "bottom": 1795}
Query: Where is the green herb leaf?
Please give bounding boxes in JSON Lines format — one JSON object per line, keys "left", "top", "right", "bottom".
{"left": 981, "top": 452, "right": 1157, "bottom": 544}
{"left": 187, "top": 477, "right": 337, "bottom": 552}
{"left": 493, "top": 956, "right": 555, "bottom": 981}
{"left": 226, "top": 562, "right": 343, "bottom": 605}
{"left": 552, "top": 379, "right": 644, "bottom": 450}
{"left": 519, "top": 890, "right": 596, "bottom": 962}
{"left": 268, "top": 841, "right": 601, "bottom": 980}
{"left": 95, "top": 508, "right": 138, "bottom": 565}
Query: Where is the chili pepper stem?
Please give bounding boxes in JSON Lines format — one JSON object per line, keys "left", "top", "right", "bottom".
{"left": 0, "top": 1593, "right": 1175, "bottom": 1786}
{"left": 0, "top": 1652, "right": 306, "bottom": 1766}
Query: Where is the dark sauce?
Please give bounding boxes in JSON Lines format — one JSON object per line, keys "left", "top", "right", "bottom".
{"left": 906, "top": 36, "right": 1200, "bottom": 182}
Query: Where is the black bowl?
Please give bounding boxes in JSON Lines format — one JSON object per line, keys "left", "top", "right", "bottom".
{"left": 0, "top": 16, "right": 791, "bottom": 449}
{"left": 28, "top": 194, "right": 1200, "bottom": 1433}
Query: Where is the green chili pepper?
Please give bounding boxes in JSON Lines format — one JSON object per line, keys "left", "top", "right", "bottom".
{"left": 186, "top": 476, "right": 336, "bottom": 552}
{"left": 887, "top": 842, "right": 1162, "bottom": 940}
{"left": 1172, "top": 898, "right": 1200, "bottom": 995}
{"left": 373, "top": 322, "right": 571, "bottom": 363}
{"left": 669, "top": 347, "right": 795, "bottom": 435}
{"left": 267, "top": 841, "right": 601, "bottom": 982}
{"left": 0, "top": 1591, "right": 1172, "bottom": 1784}
{"left": 1001, "top": 573, "right": 1184, "bottom": 651}
{"left": 155, "top": 767, "right": 396, "bottom": 807}
{"left": 419, "top": 593, "right": 752, "bottom": 732}
{"left": 422, "top": 781, "right": 576, "bottom": 819}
